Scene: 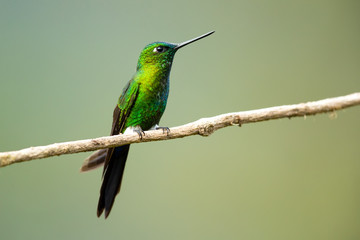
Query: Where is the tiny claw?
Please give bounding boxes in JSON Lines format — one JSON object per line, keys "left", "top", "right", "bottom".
{"left": 134, "top": 129, "right": 145, "bottom": 140}
{"left": 156, "top": 126, "right": 170, "bottom": 136}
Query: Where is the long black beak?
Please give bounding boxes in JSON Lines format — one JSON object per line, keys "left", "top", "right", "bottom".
{"left": 174, "top": 31, "right": 215, "bottom": 50}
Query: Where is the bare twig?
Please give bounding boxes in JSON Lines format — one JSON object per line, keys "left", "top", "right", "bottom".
{"left": 1, "top": 92, "right": 359, "bottom": 168}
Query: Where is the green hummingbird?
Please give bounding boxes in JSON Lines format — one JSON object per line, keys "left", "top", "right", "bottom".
{"left": 82, "top": 31, "right": 215, "bottom": 218}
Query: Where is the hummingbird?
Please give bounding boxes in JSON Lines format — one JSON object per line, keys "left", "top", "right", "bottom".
{"left": 81, "top": 31, "right": 215, "bottom": 218}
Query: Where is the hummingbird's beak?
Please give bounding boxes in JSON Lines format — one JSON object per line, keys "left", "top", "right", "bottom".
{"left": 174, "top": 31, "right": 215, "bottom": 50}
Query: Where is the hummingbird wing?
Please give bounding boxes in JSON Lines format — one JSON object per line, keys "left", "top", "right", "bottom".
{"left": 97, "top": 79, "right": 140, "bottom": 218}
{"left": 81, "top": 80, "right": 140, "bottom": 173}
{"left": 103, "top": 80, "right": 140, "bottom": 173}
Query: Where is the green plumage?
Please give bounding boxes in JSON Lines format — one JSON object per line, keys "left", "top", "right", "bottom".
{"left": 121, "top": 42, "right": 176, "bottom": 130}
{"left": 96, "top": 31, "right": 215, "bottom": 218}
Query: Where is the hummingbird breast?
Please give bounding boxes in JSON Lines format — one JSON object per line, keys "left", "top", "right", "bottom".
{"left": 125, "top": 73, "right": 170, "bottom": 131}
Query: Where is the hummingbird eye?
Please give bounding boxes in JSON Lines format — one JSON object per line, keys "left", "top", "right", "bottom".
{"left": 153, "top": 46, "right": 166, "bottom": 53}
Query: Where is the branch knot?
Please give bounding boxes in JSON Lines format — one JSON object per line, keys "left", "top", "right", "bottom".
{"left": 198, "top": 123, "right": 215, "bottom": 136}
{"left": 230, "top": 115, "right": 242, "bottom": 127}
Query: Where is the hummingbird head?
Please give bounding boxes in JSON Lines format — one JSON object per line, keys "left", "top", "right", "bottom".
{"left": 136, "top": 42, "right": 178, "bottom": 71}
{"left": 136, "top": 31, "right": 215, "bottom": 71}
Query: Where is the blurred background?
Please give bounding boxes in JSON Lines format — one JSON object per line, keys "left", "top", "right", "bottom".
{"left": 0, "top": 1, "right": 359, "bottom": 239}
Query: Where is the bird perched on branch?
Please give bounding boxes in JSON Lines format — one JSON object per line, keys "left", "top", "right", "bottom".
{"left": 81, "top": 31, "right": 215, "bottom": 218}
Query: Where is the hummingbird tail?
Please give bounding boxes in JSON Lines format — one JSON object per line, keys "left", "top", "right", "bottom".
{"left": 80, "top": 149, "right": 107, "bottom": 172}
{"left": 97, "top": 145, "right": 130, "bottom": 218}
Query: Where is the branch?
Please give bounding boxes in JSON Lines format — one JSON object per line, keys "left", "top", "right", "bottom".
{"left": 1, "top": 92, "right": 359, "bottom": 168}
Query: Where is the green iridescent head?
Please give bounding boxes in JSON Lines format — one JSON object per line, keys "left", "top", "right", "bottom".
{"left": 136, "top": 31, "right": 215, "bottom": 70}
{"left": 136, "top": 42, "right": 177, "bottom": 70}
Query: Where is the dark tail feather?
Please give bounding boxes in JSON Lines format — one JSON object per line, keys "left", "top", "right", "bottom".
{"left": 97, "top": 145, "right": 130, "bottom": 218}
{"left": 80, "top": 149, "right": 107, "bottom": 172}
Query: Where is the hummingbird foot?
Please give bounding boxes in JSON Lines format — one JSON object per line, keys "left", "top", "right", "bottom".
{"left": 124, "top": 126, "right": 145, "bottom": 140}
{"left": 134, "top": 129, "right": 145, "bottom": 139}
{"left": 155, "top": 126, "right": 170, "bottom": 135}
{"left": 150, "top": 124, "right": 170, "bottom": 135}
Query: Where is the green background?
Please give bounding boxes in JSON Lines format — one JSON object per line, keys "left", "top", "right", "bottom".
{"left": 1, "top": 1, "right": 359, "bottom": 239}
